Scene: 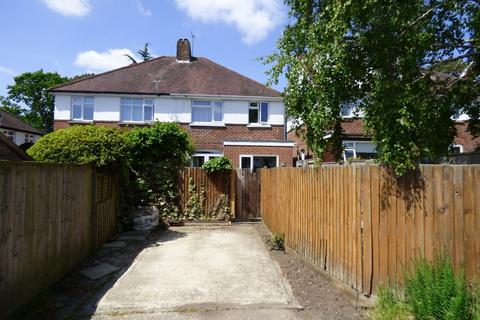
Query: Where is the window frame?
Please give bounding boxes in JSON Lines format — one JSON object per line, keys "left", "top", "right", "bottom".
{"left": 191, "top": 100, "right": 224, "bottom": 124}
{"left": 2, "top": 130, "right": 15, "bottom": 142}
{"left": 71, "top": 96, "right": 94, "bottom": 121}
{"left": 190, "top": 152, "right": 223, "bottom": 167}
{"left": 239, "top": 154, "right": 279, "bottom": 171}
{"left": 450, "top": 144, "right": 464, "bottom": 154}
{"left": 25, "top": 134, "right": 35, "bottom": 143}
{"left": 248, "top": 101, "right": 269, "bottom": 124}
{"left": 120, "top": 98, "right": 154, "bottom": 123}
{"left": 342, "top": 140, "right": 377, "bottom": 161}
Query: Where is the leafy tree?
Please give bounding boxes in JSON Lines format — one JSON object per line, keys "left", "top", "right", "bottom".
{"left": 125, "top": 42, "right": 153, "bottom": 64}
{"left": 266, "top": 0, "right": 479, "bottom": 175}
{"left": 6, "top": 70, "right": 68, "bottom": 132}
{"left": 0, "top": 96, "right": 24, "bottom": 117}
{"left": 68, "top": 73, "right": 95, "bottom": 81}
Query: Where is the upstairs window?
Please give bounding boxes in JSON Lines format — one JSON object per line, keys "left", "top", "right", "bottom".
{"left": 121, "top": 98, "right": 154, "bottom": 122}
{"left": 249, "top": 102, "right": 269, "bottom": 123}
{"left": 25, "top": 134, "right": 34, "bottom": 143}
{"left": 191, "top": 101, "right": 223, "bottom": 123}
{"left": 72, "top": 96, "right": 94, "bottom": 121}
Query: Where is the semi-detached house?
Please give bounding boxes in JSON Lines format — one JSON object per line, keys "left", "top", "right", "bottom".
{"left": 52, "top": 39, "right": 294, "bottom": 170}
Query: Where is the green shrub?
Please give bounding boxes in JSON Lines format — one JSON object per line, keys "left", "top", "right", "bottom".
{"left": 267, "top": 233, "right": 285, "bottom": 251}
{"left": 27, "top": 125, "right": 128, "bottom": 167}
{"left": 125, "top": 122, "right": 193, "bottom": 216}
{"left": 371, "top": 253, "right": 476, "bottom": 320}
{"left": 404, "top": 254, "right": 469, "bottom": 320}
{"left": 184, "top": 178, "right": 205, "bottom": 221}
{"left": 201, "top": 156, "right": 233, "bottom": 173}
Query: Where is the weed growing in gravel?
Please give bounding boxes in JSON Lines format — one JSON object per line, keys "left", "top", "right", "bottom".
{"left": 267, "top": 233, "right": 285, "bottom": 251}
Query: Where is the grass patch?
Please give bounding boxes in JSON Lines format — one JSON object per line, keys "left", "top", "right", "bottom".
{"left": 267, "top": 233, "right": 285, "bottom": 251}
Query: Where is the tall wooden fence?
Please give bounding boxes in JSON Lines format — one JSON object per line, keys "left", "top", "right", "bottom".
{"left": 178, "top": 168, "right": 235, "bottom": 218}
{"left": 261, "top": 165, "right": 480, "bottom": 296}
{"left": 0, "top": 162, "right": 118, "bottom": 317}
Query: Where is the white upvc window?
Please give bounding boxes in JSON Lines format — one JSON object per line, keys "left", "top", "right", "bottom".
{"left": 239, "top": 155, "right": 278, "bottom": 171}
{"left": 191, "top": 101, "right": 223, "bottom": 123}
{"left": 2, "top": 130, "right": 15, "bottom": 142}
{"left": 72, "top": 96, "right": 94, "bottom": 121}
{"left": 25, "top": 134, "right": 35, "bottom": 143}
{"left": 450, "top": 144, "right": 464, "bottom": 154}
{"left": 248, "top": 102, "right": 269, "bottom": 124}
{"left": 190, "top": 152, "right": 222, "bottom": 167}
{"left": 342, "top": 140, "right": 377, "bottom": 161}
{"left": 121, "top": 98, "right": 154, "bottom": 122}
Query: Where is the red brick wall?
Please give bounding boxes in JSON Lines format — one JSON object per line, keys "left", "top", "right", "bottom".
{"left": 224, "top": 145, "right": 293, "bottom": 168}
{"left": 54, "top": 120, "right": 286, "bottom": 151}
{"left": 454, "top": 122, "right": 480, "bottom": 153}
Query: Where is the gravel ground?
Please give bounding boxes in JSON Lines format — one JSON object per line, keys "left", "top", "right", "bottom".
{"left": 254, "top": 223, "right": 368, "bottom": 320}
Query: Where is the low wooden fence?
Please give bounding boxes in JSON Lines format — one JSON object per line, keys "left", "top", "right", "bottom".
{"left": 0, "top": 162, "right": 118, "bottom": 317}
{"left": 178, "top": 168, "right": 235, "bottom": 218}
{"left": 261, "top": 165, "right": 480, "bottom": 296}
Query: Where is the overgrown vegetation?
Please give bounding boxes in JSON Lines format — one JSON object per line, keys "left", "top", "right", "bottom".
{"left": 184, "top": 178, "right": 205, "bottom": 221}
{"left": 267, "top": 0, "right": 479, "bottom": 175}
{"left": 27, "top": 125, "right": 128, "bottom": 168}
{"left": 371, "top": 254, "right": 480, "bottom": 320}
{"left": 201, "top": 156, "right": 233, "bottom": 173}
{"left": 125, "top": 122, "right": 193, "bottom": 219}
{"left": 267, "top": 233, "right": 285, "bottom": 251}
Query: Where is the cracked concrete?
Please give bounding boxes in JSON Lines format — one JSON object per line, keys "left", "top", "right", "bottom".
{"left": 93, "top": 225, "right": 301, "bottom": 319}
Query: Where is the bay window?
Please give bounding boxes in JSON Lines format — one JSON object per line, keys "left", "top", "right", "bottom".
{"left": 191, "top": 101, "right": 223, "bottom": 123}
{"left": 121, "top": 98, "right": 154, "bottom": 122}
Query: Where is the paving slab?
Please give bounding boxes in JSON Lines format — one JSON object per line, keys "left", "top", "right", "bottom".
{"left": 102, "top": 241, "right": 127, "bottom": 248}
{"left": 94, "top": 225, "right": 301, "bottom": 319}
{"left": 81, "top": 263, "right": 120, "bottom": 280}
{"left": 117, "top": 231, "right": 150, "bottom": 241}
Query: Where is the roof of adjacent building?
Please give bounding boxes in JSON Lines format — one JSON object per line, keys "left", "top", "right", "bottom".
{"left": 0, "top": 109, "right": 44, "bottom": 135}
{"left": 0, "top": 133, "right": 33, "bottom": 161}
{"left": 51, "top": 56, "right": 281, "bottom": 98}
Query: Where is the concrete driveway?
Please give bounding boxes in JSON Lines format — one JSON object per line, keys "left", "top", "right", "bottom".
{"left": 93, "top": 225, "right": 301, "bottom": 319}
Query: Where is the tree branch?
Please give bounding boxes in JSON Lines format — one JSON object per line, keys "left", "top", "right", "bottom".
{"left": 400, "top": 1, "right": 447, "bottom": 38}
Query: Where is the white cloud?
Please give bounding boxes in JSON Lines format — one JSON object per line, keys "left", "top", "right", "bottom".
{"left": 0, "top": 66, "right": 15, "bottom": 76}
{"left": 174, "top": 0, "right": 285, "bottom": 45}
{"left": 136, "top": 0, "right": 152, "bottom": 16}
{"left": 74, "top": 49, "right": 139, "bottom": 73}
{"left": 41, "top": 0, "right": 91, "bottom": 17}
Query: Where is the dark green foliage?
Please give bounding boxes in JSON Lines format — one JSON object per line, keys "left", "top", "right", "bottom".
{"left": 404, "top": 254, "right": 469, "bottom": 320}
{"left": 267, "top": 233, "right": 285, "bottom": 251}
{"left": 184, "top": 178, "right": 205, "bottom": 221}
{"left": 27, "top": 125, "right": 128, "bottom": 167}
{"left": 201, "top": 156, "right": 233, "bottom": 173}
{"left": 6, "top": 70, "right": 69, "bottom": 132}
{"left": 267, "top": 0, "right": 480, "bottom": 175}
{"left": 125, "top": 122, "right": 193, "bottom": 217}
{"left": 125, "top": 42, "right": 153, "bottom": 63}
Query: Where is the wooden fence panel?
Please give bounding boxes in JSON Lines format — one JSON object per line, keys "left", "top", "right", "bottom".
{"left": 95, "top": 173, "right": 118, "bottom": 248}
{"left": 235, "top": 170, "right": 261, "bottom": 221}
{"left": 0, "top": 162, "right": 118, "bottom": 318}
{"left": 261, "top": 164, "right": 480, "bottom": 296}
{"left": 178, "top": 168, "right": 234, "bottom": 219}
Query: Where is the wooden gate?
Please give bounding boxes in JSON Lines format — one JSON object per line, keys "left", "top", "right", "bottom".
{"left": 235, "top": 169, "right": 261, "bottom": 221}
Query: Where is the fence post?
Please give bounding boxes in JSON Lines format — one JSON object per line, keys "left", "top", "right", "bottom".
{"left": 90, "top": 165, "right": 98, "bottom": 252}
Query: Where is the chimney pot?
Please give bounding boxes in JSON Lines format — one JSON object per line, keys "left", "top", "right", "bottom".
{"left": 176, "top": 39, "right": 192, "bottom": 62}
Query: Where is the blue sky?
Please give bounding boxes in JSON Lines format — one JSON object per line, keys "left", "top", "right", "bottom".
{"left": 0, "top": 0, "right": 288, "bottom": 97}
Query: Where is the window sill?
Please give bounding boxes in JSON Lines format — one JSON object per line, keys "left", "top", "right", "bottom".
{"left": 189, "top": 122, "right": 226, "bottom": 127}
{"left": 69, "top": 120, "right": 94, "bottom": 124}
{"left": 119, "top": 121, "right": 153, "bottom": 126}
{"left": 247, "top": 123, "right": 271, "bottom": 128}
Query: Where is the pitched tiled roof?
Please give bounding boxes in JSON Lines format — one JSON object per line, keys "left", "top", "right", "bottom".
{"left": 0, "top": 109, "right": 43, "bottom": 135}
{"left": 51, "top": 57, "right": 281, "bottom": 98}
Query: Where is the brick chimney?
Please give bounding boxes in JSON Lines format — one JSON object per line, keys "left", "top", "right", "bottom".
{"left": 176, "top": 39, "right": 192, "bottom": 62}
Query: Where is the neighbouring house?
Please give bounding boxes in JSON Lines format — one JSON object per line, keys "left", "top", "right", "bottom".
{"left": 0, "top": 109, "right": 43, "bottom": 149}
{"left": 51, "top": 39, "right": 293, "bottom": 170}
{"left": 288, "top": 104, "right": 480, "bottom": 165}
{"left": 0, "top": 132, "right": 33, "bottom": 161}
